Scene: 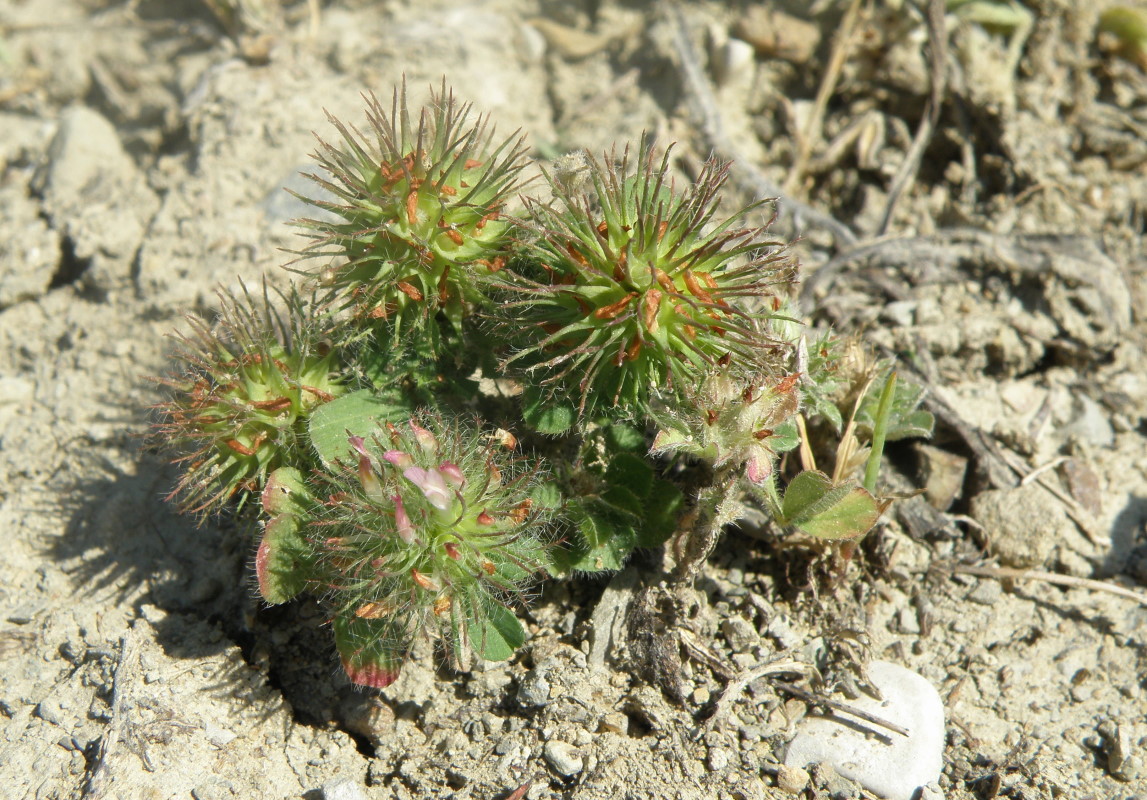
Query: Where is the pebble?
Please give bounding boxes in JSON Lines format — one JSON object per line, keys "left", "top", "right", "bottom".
{"left": 1098, "top": 719, "right": 1138, "bottom": 781}
{"left": 543, "top": 740, "right": 584, "bottom": 776}
{"left": 966, "top": 579, "right": 1002, "bottom": 606}
{"left": 732, "top": 6, "right": 821, "bottom": 63}
{"left": 516, "top": 668, "right": 551, "bottom": 707}
{"left": 320, "top": 778, "right": 369, "bottom": 800}
{"left": 597, "top": 711, "right": 628, "bottom": 736}
{"left": 767, "top": 614, "right": 802, "bottom": 650}
{"left": 707, "top": 746, "right": 731, "bottom": 771}
{"left": 192, "top": 779, "right": 238, "bottom": 800}
{"left": 917, "top": 783, "right": 945, "bottom": 800}
{"left": 722, "top": 616, "right": 759, "bottom": 653}
{"left": 776, "top": 764, "right": 809, "bottom": 794}
{"left": 969, "top": 484, "right": 1069, "bottom": 568}
{"left": 817, "top": 763, "right": 860, "bottom": 799}
{"left": 784, "top": 661, "right": 945, "bottom": 800}
{"left": 896, "top": 607, "right": 921, "bottom": 635}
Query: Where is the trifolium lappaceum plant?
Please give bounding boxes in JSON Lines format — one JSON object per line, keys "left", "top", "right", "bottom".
{"left": 153, "top": 79, "right": 934, "bottom": 689}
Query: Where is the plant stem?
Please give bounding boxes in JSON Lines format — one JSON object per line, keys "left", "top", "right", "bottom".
{"left": 673, "top": 463, "right": 740, "bottom": 582}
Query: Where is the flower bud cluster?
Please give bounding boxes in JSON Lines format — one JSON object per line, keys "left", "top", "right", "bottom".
{"left": 296, "top": 82, "right": 528, "bottom": 338}
{"left": 492, "top": 144, "right": 796, "bottom": 420}
{"left": 651, "top": 369, "right": 802, "bottom": 484}
{"left": 298, "top": 415, "right": 551, "bottom": 688}
{"left": 156, "top": 285, "right": 343, "bottom": 515}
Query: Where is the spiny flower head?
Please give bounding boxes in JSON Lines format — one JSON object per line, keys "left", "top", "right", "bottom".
{"left": 651, "top": 369, "right": 802, "bottom": 484}
{"left": 299, "top": 415, "right": 553, "bottom": 688}
{"left": 294, "top": 80, "right": 529, "bottom": 338}
{"left": 494, "top": 143, "right": 796, "bottom": 421}
{"left": 155, "top": 283, "right": 343, "bottom": 515}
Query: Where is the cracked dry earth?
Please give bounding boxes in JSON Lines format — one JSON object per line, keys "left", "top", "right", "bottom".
{"left": 1, "top": 1, "right": 1146, "bottom": 799}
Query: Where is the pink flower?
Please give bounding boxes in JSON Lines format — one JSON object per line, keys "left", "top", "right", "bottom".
{"left": 746, "top": 452, "right": 772, "bottom": 484}
{"left": 383, "top": 449, "right": 413, "bottom": 468}
{"left": 408, "top": 419, "right": 438, "bottom": 453}
{"left": 393, "top": 494, "right": 415, "bottom": 543}
{"left": 403, "top": 466, "right": 453, "bottom": 511}
{"left": 348, "top": 434, "right": 369, "bottom": 457}
{"left": 358, "top": 455, "right": 384, "bottom": 500}
{"left": 438, "top": 461, "right": 465, "bottom": 487}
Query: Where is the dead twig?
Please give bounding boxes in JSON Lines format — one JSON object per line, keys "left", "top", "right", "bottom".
{"left": 84, "top": 624, "right": 141, "bottom": 799}
{"left": 785, "top": 0, "right": 864, "bottom": 195}
{"left": 877, "top": 0, "right": 948, "bottom": 234}
{"left": 936, "top": 562, "right": 1147, "bottom": 607}
{"left": 691, "top": 657, "right": 813, "bottom": 740}
{"left": 664, "top": 1, "right": 857, "bottom": 247}
{"left": 772, "top": 680, "right": 911, "bottom": 739}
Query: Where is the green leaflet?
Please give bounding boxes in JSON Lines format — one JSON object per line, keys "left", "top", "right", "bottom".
{"left": 255, "top": 513, "right": 311, "bottom": 604}
{"left": 468, "top": 603, "right": 526, "bottom": 662}
{"left": 778, "top": 470, "right": 882, "bottom": 541}
{"left": 307, "top": 388, "right": 413, "bottom": 467}
{"left": 522, "top": 385, "right": 576, "bottom": 435}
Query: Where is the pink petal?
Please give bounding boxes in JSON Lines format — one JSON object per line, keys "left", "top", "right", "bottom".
{"left": 383, "top": 449, "right": 413, "bottom": 468}
{"left": 438, "top": 461, "right": 465, "bottom": 487}
{"left": 746, "top": 454, "right": 772, "bottom": 484}
{"left": 348, "top": 434, "right": 369, "bottom": 457}
{"left": 393, "top": 494, "right": 415, "bottom": 543}
{"left": 403, "top": 467, "right": 452, "bottom": 511}
{"left": 408, "top": 419, "right": 438, "bottom": 453}
{"left": 358, "top": 455, "right": 383, "bottom": 500}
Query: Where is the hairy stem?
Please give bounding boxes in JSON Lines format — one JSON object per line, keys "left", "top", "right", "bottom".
{"left": 673, "top": 463, "right": 741, "bottom": 583}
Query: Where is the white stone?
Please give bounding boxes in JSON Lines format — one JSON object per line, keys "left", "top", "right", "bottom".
{"left": 783, "top": 661, "right": 945, "bottom": 800}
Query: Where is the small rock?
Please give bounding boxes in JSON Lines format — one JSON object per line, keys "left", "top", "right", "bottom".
{"left": 969, "top": 484, "right": 1068, "bottom": 568}
{"left": 776, "top": 764, "right": 810, "bottom": 794}
{"left": 767, "top": 614, "right": 802, "bottom": 650}
{"left": 733, "top": 7, "right": 820, "bottom": 63}
{"left": 914, "top": 443, "right": 967, "bottom": 510}
{"left": 598, "top": 711, "right": 628, "bottom": 736}
{"left": 722, "top": 616, "right": 759, "bottom": 653}
{"left": 1098, "top": 720, "right": 1136, "bottom": 781}
{"left": 966, "top": 579, "right": 1002, "bottom": 606}
{"left": 1063, "top": 395, "right": 1114, "bottom": 449}
{"left": 708, "top": 747, "right": 732, "bottom": 771}
{"left": 204, "top": 722, "right": 237, "bottom": 748}
{"left": 896, "top": 607, "right": 921, "bottom": 635}
{"left": 33, "top": 105, "right": 159, "bottom": 296}
{"left": 320, "top": 777, "right": 368, "bottom": 800}
{"left": 35, "top": 698, "right": 66, "bottom": 727}
{"left": 517, "top": 668, "right": 551, "bottom": 707}
{"left": 784, "top": 661, "right": 945, "bottom": 800}
{"left": 918, "top": 783, "right": 945, "bottom": 800}
{"left": 192, "top": 778, "right": 237, "bottom": 800}
{"left": 543, "top": 740, "right": 584, "bottom": 776}
{"left": 816, "top": 763, "right": 860, "bottom": 800}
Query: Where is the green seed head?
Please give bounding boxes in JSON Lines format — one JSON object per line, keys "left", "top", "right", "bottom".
{"left": 155, "top": 283, "right": 343, "bottom": 515}
{"left": 294, "top": 80, "right": 529, "bottom": 337}
{"left": 494, "top": 143, "right": 796, "bottom": 420}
